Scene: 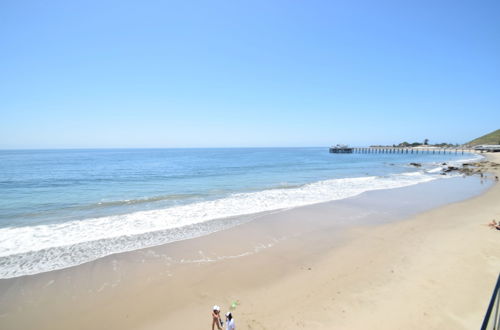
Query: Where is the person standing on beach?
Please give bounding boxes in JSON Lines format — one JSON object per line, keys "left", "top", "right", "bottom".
{"left": 212, "top": 306, "right": 223, "bottom": 330}
{"left": 225, "top": 312, "right": 235, "bottom": 330}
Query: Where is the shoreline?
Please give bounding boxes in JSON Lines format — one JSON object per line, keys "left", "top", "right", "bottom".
{"left": 1, "top": 154, "right": 499, "bottom": 329}
{"left": 0, "top": 151, "right": 484, "bottom": 279}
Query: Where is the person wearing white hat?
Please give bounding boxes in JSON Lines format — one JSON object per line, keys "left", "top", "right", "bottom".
{"left": 212, "top": 305, "right": 223, "bottom": 330}
{"left": 225, "top": 312, "right": 235, "bottom": 330}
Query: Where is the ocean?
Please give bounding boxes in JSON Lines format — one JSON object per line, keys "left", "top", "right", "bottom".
{"left": 0, "top": 148, "right": 481, "bottom": 278}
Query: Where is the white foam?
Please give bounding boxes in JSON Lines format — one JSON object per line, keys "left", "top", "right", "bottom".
{"left": 0, "top": 171, "right": 443, "bottom": 278}
{"left": 426, "top": 166, "right": 444, "bottom": 173}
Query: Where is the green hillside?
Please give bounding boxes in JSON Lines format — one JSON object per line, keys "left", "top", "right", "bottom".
{"left": 467, "top": 129, "right": 500, "bottom": 146}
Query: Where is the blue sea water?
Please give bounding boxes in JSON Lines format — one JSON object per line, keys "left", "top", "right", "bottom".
{"left": 0, "top": 148, "right": 481, "bottom": 278}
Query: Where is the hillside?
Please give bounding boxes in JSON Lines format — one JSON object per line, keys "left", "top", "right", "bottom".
{"left": 467, "top": 129, "right": 500, "bottom": 146}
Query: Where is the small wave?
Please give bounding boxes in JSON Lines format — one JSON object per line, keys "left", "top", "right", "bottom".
{"left": 0, "top": 193, "right": 209, "bottom": 224}
{"left": 426, "top": 166, "right": 444, "bottom": 174}
{"left": 93, "top": 193, "right": 207, "bottom": 208}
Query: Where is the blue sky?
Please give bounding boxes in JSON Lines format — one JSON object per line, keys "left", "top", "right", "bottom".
{"left": 1, "top": 0, "right": 499, "bottom": 148}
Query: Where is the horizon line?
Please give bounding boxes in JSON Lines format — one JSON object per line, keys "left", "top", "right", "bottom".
{"left": 0, "top": 146, "right": 333, "bottom": 151}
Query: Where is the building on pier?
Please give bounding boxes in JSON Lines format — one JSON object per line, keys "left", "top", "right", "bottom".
{"left": 329, "top": 144, "right": 353, "bottom": 153}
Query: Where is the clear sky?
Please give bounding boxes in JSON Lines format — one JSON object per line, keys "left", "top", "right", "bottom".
{"left": 1, "top": 0, "right": 499, "bottom": 149}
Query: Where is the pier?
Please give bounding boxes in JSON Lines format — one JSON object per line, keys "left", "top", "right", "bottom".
{"left": 330, "top": 147, "right": 476, "bottom": 155}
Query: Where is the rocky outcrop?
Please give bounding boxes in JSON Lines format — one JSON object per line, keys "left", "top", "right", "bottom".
{"left": 440, "top": 161, "right": 500, "bottom": 177}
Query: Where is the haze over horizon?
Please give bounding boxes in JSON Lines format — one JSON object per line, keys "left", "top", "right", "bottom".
{"left": 1, "top": 0, "right": 499, "bottom": 149}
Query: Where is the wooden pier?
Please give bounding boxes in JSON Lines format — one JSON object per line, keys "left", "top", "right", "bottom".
{"left": 330, "top": 147, "right": 475, "bottom": 155}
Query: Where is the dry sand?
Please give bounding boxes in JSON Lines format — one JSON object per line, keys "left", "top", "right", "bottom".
{"left": 1, "top": 154, "right": 499, "bottom": 330}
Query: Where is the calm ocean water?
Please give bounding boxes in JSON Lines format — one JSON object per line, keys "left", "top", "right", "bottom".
{"left": 0, "top": 148, "right": 481, "bottom": 278}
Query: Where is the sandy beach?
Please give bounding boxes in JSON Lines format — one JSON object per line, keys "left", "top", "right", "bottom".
{"left": 1, "top": 154, "right": 499, "bottom": 330}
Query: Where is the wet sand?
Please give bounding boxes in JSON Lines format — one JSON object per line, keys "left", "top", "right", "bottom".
{"left": 1, "top": 154, "right": 499, "bottom": 330}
